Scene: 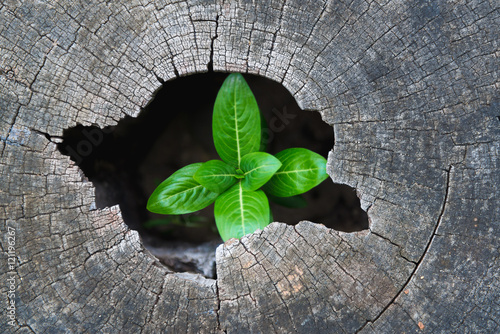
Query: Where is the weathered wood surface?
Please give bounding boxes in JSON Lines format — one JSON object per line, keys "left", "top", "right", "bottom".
{"left": 1, "top": 0, "right": 498, "bottom": 332}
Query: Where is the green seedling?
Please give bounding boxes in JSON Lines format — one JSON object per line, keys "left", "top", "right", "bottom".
{"left": 147, "top": 73, "right": 328, "bottom": 241}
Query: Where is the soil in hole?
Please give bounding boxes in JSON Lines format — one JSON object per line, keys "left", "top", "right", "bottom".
{"left": 58, "top": 72, "right": 368, "bottom": 278}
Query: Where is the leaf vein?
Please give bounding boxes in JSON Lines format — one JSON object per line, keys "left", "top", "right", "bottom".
{"left": 275, "top": 168, "right": 321, "bottom": 175}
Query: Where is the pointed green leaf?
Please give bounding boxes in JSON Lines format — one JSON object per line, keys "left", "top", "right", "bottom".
{"left": 194, "top": 160, "right": 237, "bottom": 193}
{"left": 213, "top": 73, "right": 261, "bottom": 168}
{"left": 147, "top": 163, "right": 218, "bottom": 215}
{"left": 240, "top": 152, "right": 282, "bottom": 191}
{"left": 214, "top": 183, "right": 270, "bottom": 241}
{"left": 263, "top": 148, "right": 328, "bottom": 197}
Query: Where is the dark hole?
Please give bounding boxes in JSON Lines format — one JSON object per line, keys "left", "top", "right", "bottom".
{"left": 58, "top": 72, "right": 368, "bottom": 278}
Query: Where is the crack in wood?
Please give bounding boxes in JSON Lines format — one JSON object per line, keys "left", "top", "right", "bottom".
{"left": 207, "top": 14, "right": 219, "bottom": 72}
{"left": 356, "top": 164, "right": 453, "bottom": 332}
{"left": 265, "top": 0, "right": 287, "bottom": 73}
{"left": 370, "top": 231, "right": 418, "bottom": 265}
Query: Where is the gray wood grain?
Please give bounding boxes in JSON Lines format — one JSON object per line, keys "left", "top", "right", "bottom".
{"left": 1, "top": 0, "right": 498, "bottom": 332}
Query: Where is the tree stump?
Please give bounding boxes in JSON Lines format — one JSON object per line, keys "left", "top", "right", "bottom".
{"left": 1, "top": 1, "right": 498, "bottom": 333}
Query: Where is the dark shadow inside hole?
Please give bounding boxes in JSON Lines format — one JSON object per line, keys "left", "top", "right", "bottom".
{"left": 58, "top": 72, "right": 368, "bottom": 278}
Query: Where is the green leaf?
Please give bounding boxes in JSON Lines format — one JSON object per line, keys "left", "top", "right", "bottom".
{"left": 214, "top": 182, "right": 270, "bottom": 241}
{"left": 147, "top": 163, "right": 219, "bottom": 215}
{"left": 240, "top": 152, "right": 282, "bottom": 191}
{"left": 213, "top": 73, "right": 261, "bottom": 168}
{"left": 263, "top": 148, "right": 328, "bottom": 197}
{"left": 194, "top": 160, "right": 237, "bottom": 193}
{"left": 268, "top": 194, "right": 308, "bottom": 208}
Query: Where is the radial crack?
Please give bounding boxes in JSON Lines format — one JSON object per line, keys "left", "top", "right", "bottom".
{"left": 207, "top": 15, "right": 219, "bottom": 72}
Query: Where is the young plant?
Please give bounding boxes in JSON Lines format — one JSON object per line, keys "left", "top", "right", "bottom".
{"left": 147, "top": 73, "right": 328, "bottom": 241}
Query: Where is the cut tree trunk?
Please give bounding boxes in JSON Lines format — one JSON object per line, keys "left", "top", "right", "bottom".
{"left": 1, "top": 1, "right": 498, "bottom": 333}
